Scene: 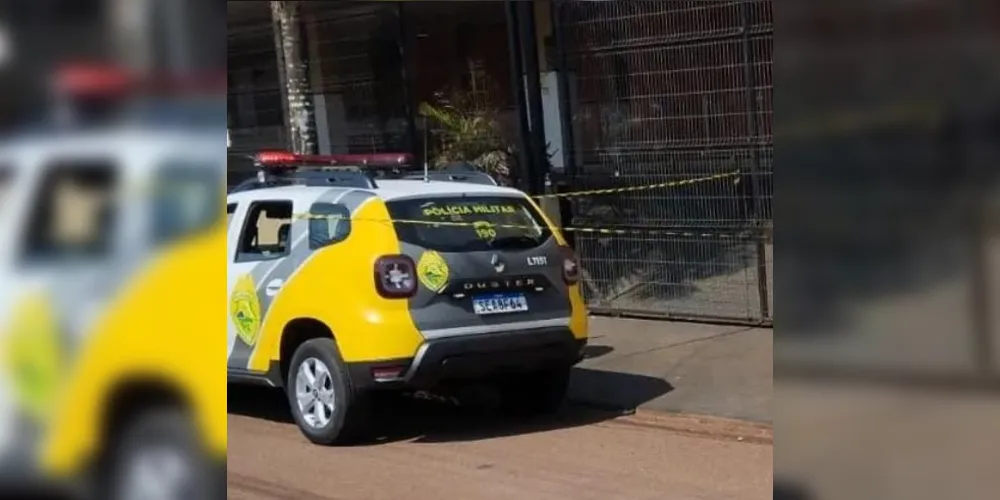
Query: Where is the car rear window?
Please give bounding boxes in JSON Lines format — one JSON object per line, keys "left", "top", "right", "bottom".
{"left": 386, "top": 195, "right": 552, "bottom": 252}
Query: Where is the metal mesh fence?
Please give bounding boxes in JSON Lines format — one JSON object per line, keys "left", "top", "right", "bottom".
{"left": 227, "top": 0, "right": 774, "bottom": 323}
{"left": 302, "top": 2, "right": 411, "bottom": 153}
{"left": 557, "top": 0, "right": 773, "bottom": 323}
{"left": 227, "top": 1, "right": 285, "bottom": 186}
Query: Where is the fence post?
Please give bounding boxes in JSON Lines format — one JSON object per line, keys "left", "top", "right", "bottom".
{"left": 740, "top": 0, "right": 771, "bottom": 321}
{"left": 517, "top": 0, "right": 549, "bottom": 196}
{"left": 505, "top": 1, "right": 534, "bottom": 193}
{"left": 551, "top": 0, "right": 576, "bottom": 179}
{"left": 551, "top": 0, "right": 577, "bottom": 250}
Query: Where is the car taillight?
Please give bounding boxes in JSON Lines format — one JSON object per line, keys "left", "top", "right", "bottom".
{"left": 374, "top": 255, "right": 417, "bottom": 298}
{"left": 560, "top": 246, "right": 580, "bottom": 285}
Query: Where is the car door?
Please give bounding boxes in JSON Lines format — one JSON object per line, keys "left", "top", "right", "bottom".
{"left": 227, "top": 198, "right": 295, "bottom": 372}
{"left": 0, "top": 153, "right": 126, "bottom": 456}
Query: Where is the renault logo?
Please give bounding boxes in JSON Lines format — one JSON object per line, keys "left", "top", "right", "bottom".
{"left": 490, "top": 254, "right": 506, "bottom": 274}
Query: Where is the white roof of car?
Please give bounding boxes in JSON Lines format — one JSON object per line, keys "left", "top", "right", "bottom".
{"left": 227, "top": 179, "right": 527, "bottom": 206}
{"left": 0, "top": 128, "right": 224, "bottom": 174}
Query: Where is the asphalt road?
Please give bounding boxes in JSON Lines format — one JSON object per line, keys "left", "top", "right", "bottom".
{"left": 228, "top": 387, "right": 772, "bottom": 500}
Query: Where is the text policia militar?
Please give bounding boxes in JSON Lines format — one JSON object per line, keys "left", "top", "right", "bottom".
{"left": 421, "top": 204, "right": 518, "bottom": 217}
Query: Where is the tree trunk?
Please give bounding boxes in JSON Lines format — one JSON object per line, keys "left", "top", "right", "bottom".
{"left": 271, "top": 1, "right": 316, "bottom": 154}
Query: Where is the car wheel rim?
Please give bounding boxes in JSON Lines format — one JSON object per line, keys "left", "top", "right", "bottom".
{"left": 295, "top": 357, "right": 335, "bottom": 428}
{"left": 118, "top": 443, "right": 193, "bottom": 500}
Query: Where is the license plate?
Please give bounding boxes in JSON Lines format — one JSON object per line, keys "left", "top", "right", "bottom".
{"left": 472, "top": 293, "right": 529, "bottom": 315}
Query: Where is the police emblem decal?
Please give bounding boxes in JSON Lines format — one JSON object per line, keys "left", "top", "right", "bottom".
{"left": 417, "top": 250, "right": 450, "bottom": 293}
{"left": 230, "top": 274, "right": 262, "bottom": 347}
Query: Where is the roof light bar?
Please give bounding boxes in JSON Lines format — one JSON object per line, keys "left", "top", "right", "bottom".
{"left": 53, "top": 63, "right": 135, "bottom": 96}
{"left": 52, "top": 63, "right": 226, "bottom": 98}
{"left": 253, "top": 151, "right": 415, "bottom": 169}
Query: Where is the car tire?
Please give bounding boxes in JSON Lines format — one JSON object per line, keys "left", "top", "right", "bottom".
{"left": 286, "top": 337, "right": 369, "bottom": 445}
{"left": 100, "top": 407, "right": 220, "bottom": 500}
{"left": 498, "top": 366, "right": 572, "bottom": 416}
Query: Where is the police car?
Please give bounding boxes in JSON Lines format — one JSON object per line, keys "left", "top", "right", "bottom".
{"left": 227, "top": 151, "right": 589, "bottom": 445}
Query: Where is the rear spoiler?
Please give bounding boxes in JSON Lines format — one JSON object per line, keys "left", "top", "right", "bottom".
{"left": 398, "top": 163, "right": 497, "bottom": 186}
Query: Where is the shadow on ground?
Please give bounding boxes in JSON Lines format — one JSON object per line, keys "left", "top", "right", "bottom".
{"left": 773, "top": 480, "right": 813, "bottom": 500}
{"left": 569, "top": 367, "right": 675, "bottom": 410}
{"left": 581, "top": 344, "right": 614, "bottom": 360}
{"left": 229, "top": 367, "right": 673, "bottom": 446}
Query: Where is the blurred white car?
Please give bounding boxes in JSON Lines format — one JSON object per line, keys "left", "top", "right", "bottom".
{"left": 0, "top": 69, "right": 226, "bottom": 499}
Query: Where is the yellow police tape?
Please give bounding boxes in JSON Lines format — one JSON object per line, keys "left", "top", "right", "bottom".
{"left": 221, "top": 169, "right": 739, "bottom": 199}
{"left": 288, "top": 171, "right": 748, "bottom": 239}
{"left": 294, "top": 213, "right": 754, "bottom": 239}
{"left": 532, "top": 170, "right": 740, "bottom": 199}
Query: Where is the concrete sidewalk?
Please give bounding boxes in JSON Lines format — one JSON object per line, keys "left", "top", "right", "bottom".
{"left": 567, "top": 316, "right": 773, "bottom": 423}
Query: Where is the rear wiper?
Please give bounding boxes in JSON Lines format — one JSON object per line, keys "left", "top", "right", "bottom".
{"left": 489, "top": 235, "right": 539, "bottom": 249}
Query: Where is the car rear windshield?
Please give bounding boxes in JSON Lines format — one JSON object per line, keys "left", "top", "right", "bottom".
{"left": 386, "top": 195, "right": 553, "bottom": 252}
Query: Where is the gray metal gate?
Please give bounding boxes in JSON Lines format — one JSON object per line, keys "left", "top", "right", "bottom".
{"left": 553, "top": 0, "right": 773, "bottom": 324}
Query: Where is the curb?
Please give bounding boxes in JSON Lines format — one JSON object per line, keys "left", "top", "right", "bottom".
{"left": 569, "top": 400, "right": 773, "bottom": 445}
{"left": 615, "top": 409, "right": 773, "bottom": 445}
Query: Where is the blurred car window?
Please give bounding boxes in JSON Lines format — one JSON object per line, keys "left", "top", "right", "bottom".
{"left": 152, "top": 159, "right": 223, "bottom": 246}
{"left": 21, "top": 159, "right": 118, "bottom": 262}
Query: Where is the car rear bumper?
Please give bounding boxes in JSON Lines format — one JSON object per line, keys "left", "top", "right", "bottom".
{"left": 348, "top": 327, "right": 586, "bottom": 391}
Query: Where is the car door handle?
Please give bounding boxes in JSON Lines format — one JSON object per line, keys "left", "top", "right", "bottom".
{"left": 265, "top": 279, "right": 284, "bottom": 297}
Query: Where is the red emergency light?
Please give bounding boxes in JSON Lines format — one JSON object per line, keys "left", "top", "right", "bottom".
{"left": 52, "top": 63, "right": 226, "bottom": 97}
{"left": 254, "top": 150, "right": 415, "bottom": 169}
{"left": 255, "top": 150, "right": 299, "bottom": 167}
{"left": 53, "top": 63, "right": 135, "bottom": 96}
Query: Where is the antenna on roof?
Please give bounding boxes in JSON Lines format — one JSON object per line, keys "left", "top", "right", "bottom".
{"left": 422, "top": 114, "right": 430, "bottom": 183}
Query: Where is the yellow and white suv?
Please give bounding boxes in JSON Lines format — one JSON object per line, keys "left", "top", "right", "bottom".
{"left": 227, "top": 151, "right": 589, "bottom": 445}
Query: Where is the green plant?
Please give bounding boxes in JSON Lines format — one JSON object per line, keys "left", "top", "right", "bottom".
{"left": 418, "top": 89, "right": 513, "bottom": 181}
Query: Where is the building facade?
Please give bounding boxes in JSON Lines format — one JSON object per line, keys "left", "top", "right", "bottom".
{"left": 227, "top": 1, "right": 523, "bottom": 178}
{"left": 228, "top": 0, "right": 774, "bottom": 325}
